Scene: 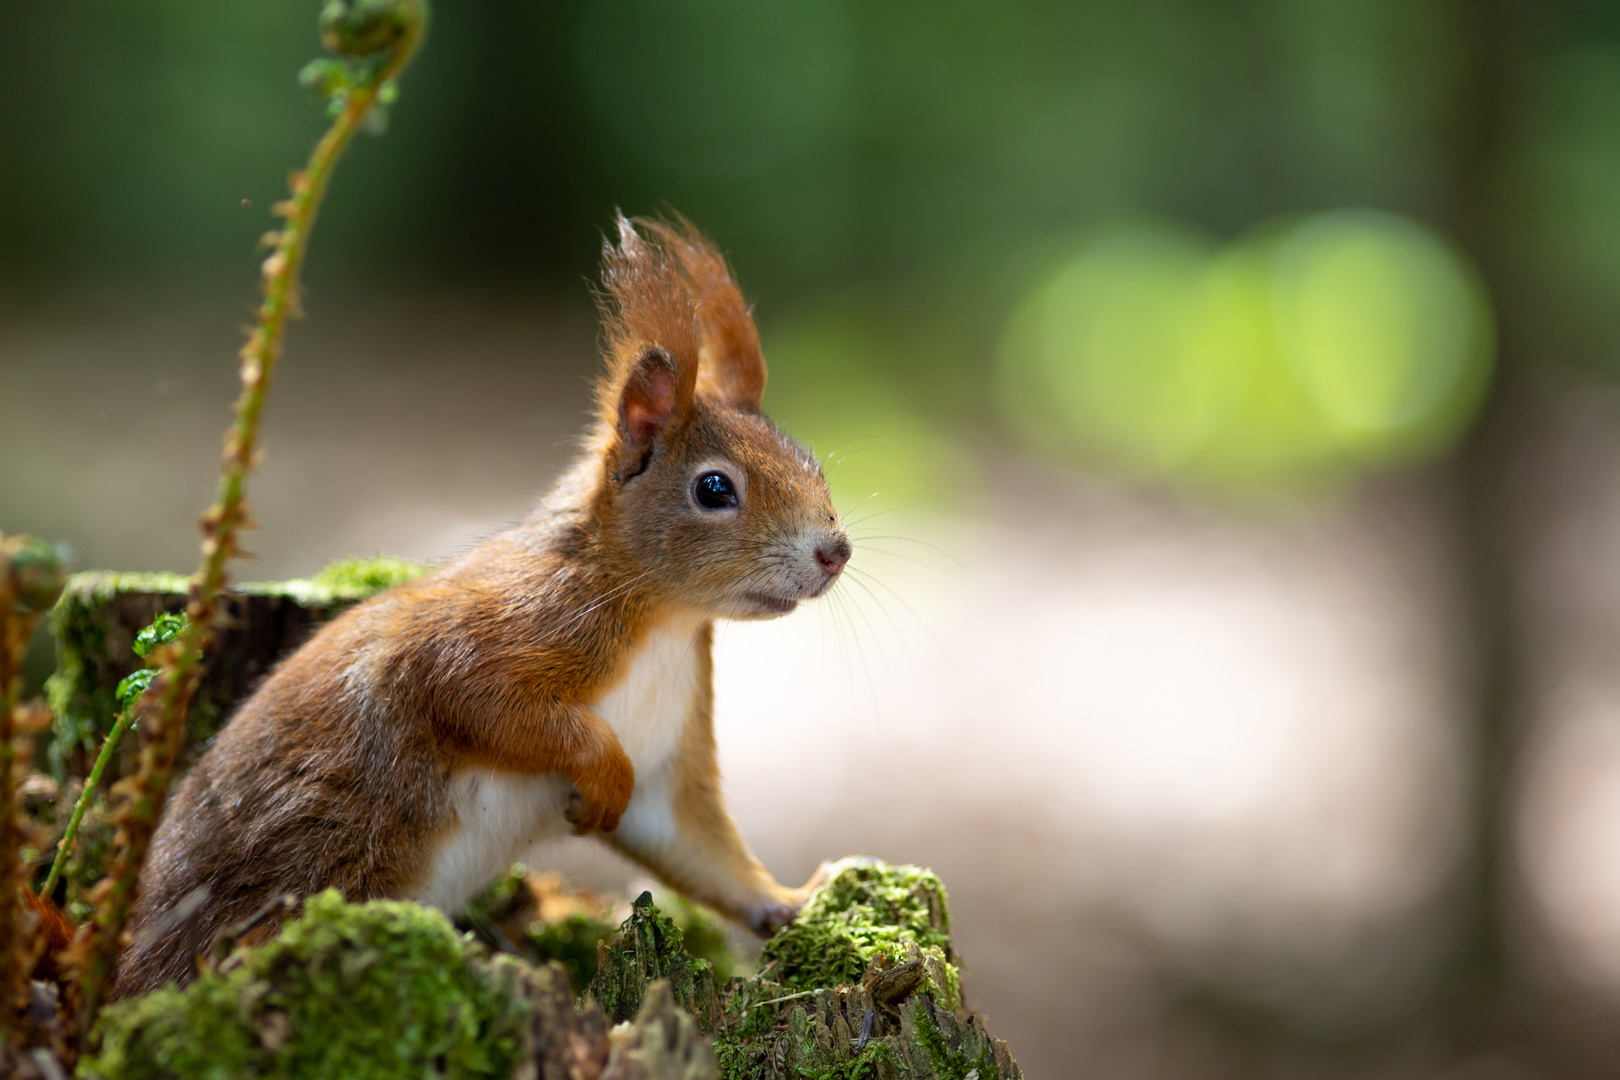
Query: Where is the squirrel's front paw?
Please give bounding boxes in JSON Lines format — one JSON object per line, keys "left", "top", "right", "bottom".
{"left": 565, "top": 788, "right": 629, "bottom": 835}
{"left": 566, "top": 754, "right": 634, "bottom": 835}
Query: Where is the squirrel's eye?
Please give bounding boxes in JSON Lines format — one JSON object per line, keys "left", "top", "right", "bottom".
{"left": 693, "top": 471, "right": 739, "bottom": 510}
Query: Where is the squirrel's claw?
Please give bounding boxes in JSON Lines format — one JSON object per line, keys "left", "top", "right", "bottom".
{"left": 746, "top": 859, "right": 842, "bottom": 935}
{"left": 748, "top": 899, "right": 802, "bottom": 937}
{"left": 563, "top": 791, "right": 591, "bottom": 834}
{"left": 565, "top": 786, "right": 628, "bottom": 836}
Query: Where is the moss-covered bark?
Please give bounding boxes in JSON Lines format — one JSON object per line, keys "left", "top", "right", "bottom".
{"left": 74, "top": 864, "right": 1021, "bottom": 1080}
{"left": 456, "top": 863, "right": 624, "bottom": 994}
{"left": 592, "top": 860, "right": 1023, "bottom": 1080}
{"left": 81, "top": 892, "right": 531, "bottom": 1080}
{"left": 593, "top": 892, "right": 724, "bottom": 1032}
{"left": 76, "top": 891, "right": 721, "bottom": 1080}
{"left": 43, "top": 558, "right": 425, "bottom": 779}
{"left": 762, "top": 860, "right": 959, "bottom": 1010}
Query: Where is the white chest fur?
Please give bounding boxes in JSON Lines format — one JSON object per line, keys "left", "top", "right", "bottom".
{"left": 412, "top": 610, "right": 708, "bottom": 914}
{"left": 590, "top": 608, "right": 706, "bottom": 770}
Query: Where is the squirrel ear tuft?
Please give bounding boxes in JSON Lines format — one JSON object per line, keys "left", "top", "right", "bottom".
{"left": 640, "top": 216, "right": 766, "bottom": 412}
{"left": 596, "top": 213, "right": 700, "bottom": 463}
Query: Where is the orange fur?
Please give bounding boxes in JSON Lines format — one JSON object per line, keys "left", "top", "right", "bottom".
{"left": 114, "top": 215, "right": 851, "bottom": 995}
{"left": 22, "top": 886, "right": 75, "bottom": 982}
{"left": 641, "top": 215, "right": 766, "bottom": 411}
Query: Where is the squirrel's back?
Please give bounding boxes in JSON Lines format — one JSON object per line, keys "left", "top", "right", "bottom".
{"left": 117, "top": 509, "right": 606, "bottom": 994}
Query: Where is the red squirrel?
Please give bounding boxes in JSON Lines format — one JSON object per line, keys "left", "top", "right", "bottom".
{"left": 113, "top": 215, "right": 851, "bottom": 996}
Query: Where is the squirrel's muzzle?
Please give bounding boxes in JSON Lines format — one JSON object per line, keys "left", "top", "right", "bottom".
{"left": 815, "top": 535, "right": 852, "bottom": 578}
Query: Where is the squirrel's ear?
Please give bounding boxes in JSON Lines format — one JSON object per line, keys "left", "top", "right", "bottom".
{"left": 596, "top": 213, "right": 701, "bottom": 479}
{"left": 614, "top": 347, "right": 679, "bottom": 481}
{"left": 642, "top": 217, "right": 766, "bottom": 412}
{"left": 693, "top": 289, "right": 766, "bottom": 413}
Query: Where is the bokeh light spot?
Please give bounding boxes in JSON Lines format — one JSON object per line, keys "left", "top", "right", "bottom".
{"left": 998, "top": 210, "right": 1495, "bottom": 488}
{"left": 762, "top": 311, "right": 977, "bottom": 511}
{"left": 1273, "top": 210, "right": 1493, "bottom": 454}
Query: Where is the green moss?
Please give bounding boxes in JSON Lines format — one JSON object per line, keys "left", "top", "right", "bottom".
{"left": 462, "top": 863, "right": 533, "bottom": 922}
{"left": 717, "top": 1030, "right": 895, "bottom": 1080}
{"left": 654, "top": 889, "right": 745, "bottom": 982}
{"left": 81, "top": 891, "right": 529, "bottom": 1080}
{"left": 761, "top": 860, "right": 957, "bottom": 1003}
{"left": 248, "top": 554, "right": 429, "bottom": 603}
{"left": 58, "top": 572, "right": 193, "bottom": 603}
{"left": 456, "top": 863, "right": 620, "bottom": 994}
{"left": 815, "top": 1042, "right": 897, "bottom": 1080}
{"left": 912, "top": 998, "right": 996, "bottom": 1080}
{"left": 523, "top": 913, "right": 612, "bottom": 993}
{"left": 590, "top": 891, "right": 718, "bottom": 1026}
{"left": 584, "top": 862, "right": 1014, "bottom": 1079}
{"left": 71, "top": 845, "right": 1000, "bottom": 1079}
{"left": 710, "top": 982, "right": 793, "bottom": 1080}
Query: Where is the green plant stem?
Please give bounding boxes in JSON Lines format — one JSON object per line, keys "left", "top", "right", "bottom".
{"left": 40, "top": 709, "right": 134, "bottom": 900}
{"left": 71, "top": 3, "right": 427, "bottom": 1033}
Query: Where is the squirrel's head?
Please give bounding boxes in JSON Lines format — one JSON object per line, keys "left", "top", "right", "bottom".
{"left": 587, "top": 214, "right": 850, "bottom": 620}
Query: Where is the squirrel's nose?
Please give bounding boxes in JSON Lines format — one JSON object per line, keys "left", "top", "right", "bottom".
{"left": 815, "top": 536, "right": 851, "bottom": 577}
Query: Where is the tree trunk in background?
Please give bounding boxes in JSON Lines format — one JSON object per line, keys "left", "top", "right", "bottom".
{"left": 1440, "top": 0, "right": 1585, "bottom": 1070}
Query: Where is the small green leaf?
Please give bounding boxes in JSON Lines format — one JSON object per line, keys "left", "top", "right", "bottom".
{"left": 299, "top": 58, "right": 344, "bottom": 92}
{"left": 320, "top": 0, "right": 412, "bottom": 59}
{"left": 132, "top": 611, "right": 189, "bottom": 659}
{"left": 115, "top": 668, "right": 157, "bottom": 711}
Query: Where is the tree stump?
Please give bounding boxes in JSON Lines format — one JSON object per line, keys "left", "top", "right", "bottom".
{"left": 43, "top": 558, "right": 425, "bottom": 779}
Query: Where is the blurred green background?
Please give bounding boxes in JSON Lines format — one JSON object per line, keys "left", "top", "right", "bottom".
{"left": 8, "top": 0, "right": 1616, "bottom": 497}
{"left": 8, "top": 2, "right": 1620, "bottom": 1078}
